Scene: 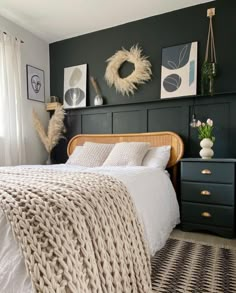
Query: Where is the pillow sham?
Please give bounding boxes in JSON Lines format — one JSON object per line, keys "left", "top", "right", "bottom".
{"left": 103, "top": 142, "right": 150, "bottom": 166}
{"left": 66, "top": 146, "right": 83, "bottom": 164}
{"left": 142, "top": 145, "right": 171, "bottom": 169}
{"left": 67, "top": 142, "right": 114, "bottom": 167}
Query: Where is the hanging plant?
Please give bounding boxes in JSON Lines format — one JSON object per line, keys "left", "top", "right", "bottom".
{"left": 201, "top": 8, "right": 217, "bottom": 96}
{"left": 105, "top": 45, "right": 152, "bottom": 96}
{"left": 201, "top": 61, "right": 217, "bottom": 96}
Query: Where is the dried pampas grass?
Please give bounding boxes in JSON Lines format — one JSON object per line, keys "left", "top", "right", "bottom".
{"left": 32, "top": 106, "right": 65, "bottom": 153}
{"left": 105, "top": 45, "right": 152, "bottom": 96}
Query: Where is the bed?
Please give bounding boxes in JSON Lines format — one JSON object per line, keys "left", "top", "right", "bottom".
{"left": 0, "top": 131, "right": 184, "bottom": 293}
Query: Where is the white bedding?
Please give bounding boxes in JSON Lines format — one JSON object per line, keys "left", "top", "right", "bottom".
{"left": 0, "top": 165, "right": 180, "bottom": 293}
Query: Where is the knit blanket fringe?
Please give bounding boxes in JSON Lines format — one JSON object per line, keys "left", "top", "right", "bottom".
{"left": 0, "top": 167, "right": 151, "bottom": 293}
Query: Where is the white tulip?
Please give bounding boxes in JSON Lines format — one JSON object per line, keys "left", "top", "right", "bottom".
{"left": 196, "top": 120, "right": 202, "bottom": 127}
{"left": 207, "top": 119, "right": 213, "bottom": 126}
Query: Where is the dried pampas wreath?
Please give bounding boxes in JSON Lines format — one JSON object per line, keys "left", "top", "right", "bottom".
{"left": 105, "top": 45, "right": 152, "bottom": 96}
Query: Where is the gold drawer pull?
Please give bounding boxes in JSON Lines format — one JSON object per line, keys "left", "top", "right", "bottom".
{"left": 200, "top": 190, "right": 211, "bottom": 196}
{"left": 201, "top": 169, "right": 212, "bottom": 175}
{"left": 201, "top": 212, "right": 212, "bottom": 218}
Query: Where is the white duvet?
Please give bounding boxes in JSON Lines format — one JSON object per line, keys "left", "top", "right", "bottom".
{"left": 0, "top": 165, "right": 180, "bottom": 293}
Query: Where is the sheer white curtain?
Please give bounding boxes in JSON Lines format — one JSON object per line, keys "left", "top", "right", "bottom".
{"left": 0, "top": 31, "right": 26, "bottom": 166}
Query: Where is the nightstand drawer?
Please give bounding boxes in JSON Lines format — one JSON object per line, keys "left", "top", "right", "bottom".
{"left": 181, "top": 162, "right": 234, "bottom": 183}
{"left": 181, "top": 182, "right": 234, "bottom": 205}
{"left": 182, "top": 202, "right": 234, "bottom": 227}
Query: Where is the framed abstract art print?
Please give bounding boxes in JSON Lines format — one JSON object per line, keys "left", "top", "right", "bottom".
{"left": 63, "top": 64, "right": 87, "bottom": 109}
{"left": 160, "top": 42, "right": 198, "bottom": 99}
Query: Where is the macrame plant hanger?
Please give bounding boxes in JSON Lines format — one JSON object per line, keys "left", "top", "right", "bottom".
{"left": 201, "top": 8, "right": 217, "bottom": 96}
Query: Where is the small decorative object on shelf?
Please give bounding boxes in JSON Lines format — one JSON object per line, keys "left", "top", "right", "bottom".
{"left": 196, "top": 118, "right": 215, "bottom": 159}
{"left": 32, "top": 105, "right": 66, "bottom": 164}
{"left": 105, "top": 45, "right": 152, "bottom": 96}
{"left": 90, "top": 76, "right": 103, "bottom": 106}
{"left": 201, "top": 8, "right": 217, "bottom": 96}
{"left": 50, "top": 96, "right": 59, "bottom": 103}
{"left": 46, "top": 102, "right": 61, "bottom": 111}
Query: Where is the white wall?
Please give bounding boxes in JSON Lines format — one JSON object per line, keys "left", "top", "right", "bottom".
{"left": 0, "top": 15, "right": 50, "bottom": 164}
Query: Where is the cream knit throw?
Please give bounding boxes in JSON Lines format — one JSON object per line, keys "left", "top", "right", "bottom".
{"left": 0, "top": 167, "right": 151, "bottom": 293}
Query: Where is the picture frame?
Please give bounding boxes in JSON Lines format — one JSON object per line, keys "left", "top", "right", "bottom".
{"left": 160, "top": 42, "right": 198, "bottom": 99}
{"left": 63, "top": 64, "right": 87, "bottom": 109}
{"left": 26, "top": 65, "right": 45, "bottom": 102}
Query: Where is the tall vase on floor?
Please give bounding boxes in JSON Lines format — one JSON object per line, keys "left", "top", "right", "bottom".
{"left": 46, "top": 152, "right": 52, "bottom": 165}
{"left": 199, "top": 138, "right": 214, "bottom": 159}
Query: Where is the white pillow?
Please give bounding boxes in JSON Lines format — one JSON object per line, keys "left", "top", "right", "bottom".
{"left": 103, "top": 142, "right": 150, "bottom": 166}
{"left": 142, "top": 145, "right": 171, "bottom": 169}
{"left": 66, "top": 146, "right": 83, "bottom": 164}
{"left": 67, "top": 142, "right": 114, "bottom": 167}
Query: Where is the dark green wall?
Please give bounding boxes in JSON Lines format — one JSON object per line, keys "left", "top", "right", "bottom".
{"left": 50, "top": 0, "right": 236, "bottom": 106}
{"left": 49, "top": 0, "right": 236, "bottom": 163}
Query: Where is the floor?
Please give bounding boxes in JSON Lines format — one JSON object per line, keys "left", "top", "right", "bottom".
{"left": 171, "top": 229, "right": 236, "bottom": 249}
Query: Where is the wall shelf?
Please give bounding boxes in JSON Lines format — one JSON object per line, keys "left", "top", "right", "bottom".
{"left": 64, "top": 92, "right": 236, "bottom": 112}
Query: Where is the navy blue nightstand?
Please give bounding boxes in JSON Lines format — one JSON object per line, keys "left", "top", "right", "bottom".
{"left": 181, "top": 158, "right": 236, "bottom": 238}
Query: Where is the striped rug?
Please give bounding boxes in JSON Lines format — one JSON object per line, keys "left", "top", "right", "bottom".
{"left": 151, "top": 238, "right": 236, "bottom": 293}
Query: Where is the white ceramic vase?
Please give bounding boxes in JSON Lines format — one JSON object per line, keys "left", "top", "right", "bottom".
{"left": 94, "top": 95, "right": 103, "bottom": 106}
{"left": 199, "top": 138, "right": 214, "bottom": 159}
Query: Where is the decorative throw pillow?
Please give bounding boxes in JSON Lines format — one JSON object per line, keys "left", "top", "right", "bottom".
{"left": 103, "top": 142, "right": 150, "bottom": 166}
{"left": 142, "top": 145, "right": 171, "bottom": 169}
{"left": 67, "top": 142, "right": 114, "bottom": 167}
{"left": 66, "top": 146, "right": 83, "bottom": 164}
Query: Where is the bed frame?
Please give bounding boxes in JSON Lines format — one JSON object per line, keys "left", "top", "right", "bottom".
{"left": 67, "top": 132, "right": 184, "bottom": 189}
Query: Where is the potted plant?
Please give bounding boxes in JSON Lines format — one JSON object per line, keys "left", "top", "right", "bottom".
{"left": 196, "top": 118, "right": 215, "bottom": 159}
{"left": 32, "top": 105, "right": 66, "bottom": 164}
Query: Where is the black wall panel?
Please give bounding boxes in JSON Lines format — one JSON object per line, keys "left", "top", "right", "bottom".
{"left": 113, "top": 110, "right": 147, "bottom": 134}
{"left": 82, "top": 113, "right": 111, "bottom": 134}
{"left": 50, "top": 93, "right": 236, "bottom": 163}
{"left": 148, "top": 106, "right": 188, "bottom": 135}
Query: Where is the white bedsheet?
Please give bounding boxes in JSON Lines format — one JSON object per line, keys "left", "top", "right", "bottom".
{"left": 0, "top": 165, "right": 180, "bottom": 293}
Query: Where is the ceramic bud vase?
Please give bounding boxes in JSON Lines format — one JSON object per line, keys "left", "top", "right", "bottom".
{"left": 94, "top": 95, "right": 103, "bottom": 106}
{"left": 199, "top": 138, "right": 214, "bottom": 159}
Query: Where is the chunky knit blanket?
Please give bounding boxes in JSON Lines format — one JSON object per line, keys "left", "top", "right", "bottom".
{"left": 0, "top": 167, "right": 151, "bottom": 293}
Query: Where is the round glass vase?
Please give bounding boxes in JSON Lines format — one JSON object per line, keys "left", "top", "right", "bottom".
{"left": 199, "top": 138, "right": 214, "bottom": 159}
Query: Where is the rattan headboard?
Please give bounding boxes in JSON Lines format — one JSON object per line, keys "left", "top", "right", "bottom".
{"left": 67, "top": 132, "right": 184, "bottom": 168}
